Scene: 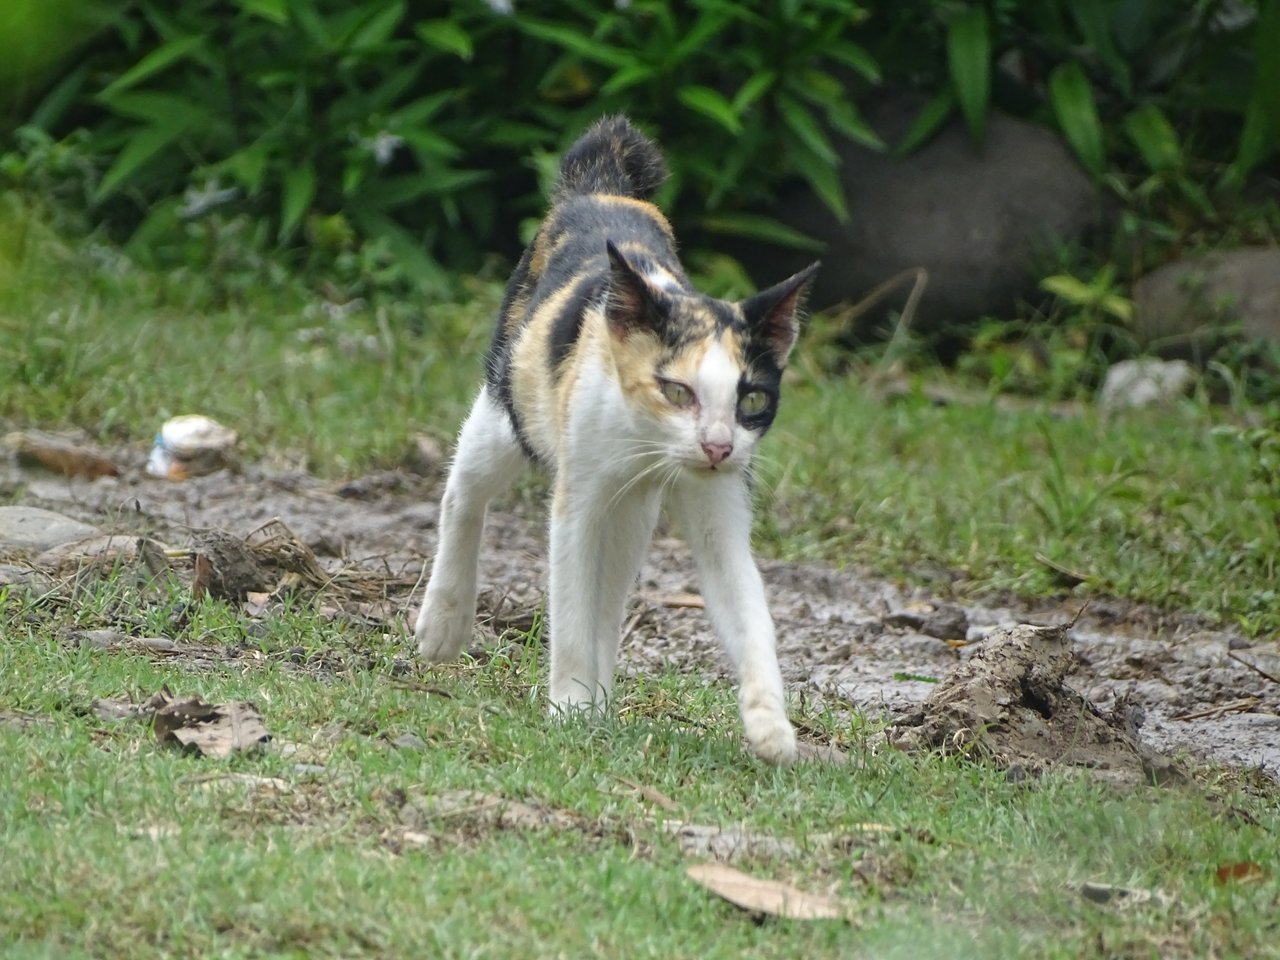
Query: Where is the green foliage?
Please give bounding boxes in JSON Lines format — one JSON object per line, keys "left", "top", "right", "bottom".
{"left": 4, "top": 0, "right": 887, "bottom": 282}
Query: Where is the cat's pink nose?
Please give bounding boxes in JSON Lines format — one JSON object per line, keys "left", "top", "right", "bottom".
{"left": 701, "top": 441, "right": 732, "bottom": 465}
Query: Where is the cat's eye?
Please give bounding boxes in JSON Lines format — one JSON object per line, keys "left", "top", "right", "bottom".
{"left": 659, "top": 379, "right": 695, "bottom": 408}
{"left": 738, "top": 389, "right": 770, "bottom": 417}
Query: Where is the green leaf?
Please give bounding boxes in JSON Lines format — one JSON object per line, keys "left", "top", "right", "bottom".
{"left": 947, "top": 7, "right": 990, "bottom": 143}
{"left": 280, "top": 161, "right": 317, "bottom": 241}
{"left": 1225, "top": 92, "right": 1277, "bottom": 187}
{"left": 1069, "top": 0, "right": 1130, "bottom": 95}
{"left": 1123, "top": 104, "right": 1181, "bottom": 173}
{"left": 96, "top": 91, "right": 214, "bottom": 127}
{"left": 399, "top": 128, "right": 462, "bottom": 162}
{"left": 348, "top": 207, "right": 449, "bottom": 290}
{"left": 391, "top": 92, "right": 454, "bottom": 128}
{"left": 288, "top": 0, "right": 331, "bottom": 52}
{"left": 778, "top": 94, "right": 837, "bottom": 165}
{"left": 731, "top": 71, "right": 775, "bottom": 113}
{"left": 1040, "top": 274, "right": 1094, "bottom": 304}
{"left": 896, "top": 88, "right": 955, "bottom": 156}
{"left": 516, "top": 20, "right": 627, "bottom": 68}
{"left": 669, "top": 12, "right": 734, "bottom": 65}
{"left": 700, "top": 212, "right": 826, "bottom": 252}
{"left": 787, "top": 141, "right": 847, "bottom": 221}
{"left": 1048, "top": 62, "right": 1105, "bottom": 176}
{"left": 826, "top": 40, "right": 880, "bottom": 83}
{"left": 600, "top": 63, "right": 656, "bottom": 96}
{"left": 99, "top": 34, "right": 206, "bottom": 100}
{"left": 350, "top": 1, "right": 405, "bottom": 50}
{"left": 28, "top": 61, "right": 91, "bottom": 130}
{"left": 676, "top": 85, "right": 742, "bottom": 134}
{"left": 94, "top": 122, "right": 190, "bottom": 201}
{"left": 235, "top": 0, "right": 288, "bottom": 24}
{"left": 826, "top": 100, "right": 885, "bottom": 151}
{"left": 221, "top": 144, "right": 270, "bottom": 196}
{"left": 414, "top": 17, "right": 472, "bottom": 59}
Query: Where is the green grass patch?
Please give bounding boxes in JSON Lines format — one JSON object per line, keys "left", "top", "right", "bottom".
{"left": 1, "top": 583, "right": 1278, "bottom": 959}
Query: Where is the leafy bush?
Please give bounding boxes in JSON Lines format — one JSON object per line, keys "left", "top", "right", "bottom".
{"left": 3, "top": 0, "right": 1276, "bottom": 311}
{"left": 4, "top": 0, "right": 886, "bottom": 289}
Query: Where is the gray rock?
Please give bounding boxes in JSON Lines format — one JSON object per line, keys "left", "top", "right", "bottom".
{"left": 0, "top": 505, "right": 100, "bottom": 557}
{"left": 736, "top": 91, "right": 1099, "bottom": 330}
{"left": 1132, "top": 248, "right": 1280, "bottom": 351}
{"left": 0, "top": 563, "right": 52, "bottom": 592}
{"left": 1099, "top": 359, "right": 1197, "bottom": 410}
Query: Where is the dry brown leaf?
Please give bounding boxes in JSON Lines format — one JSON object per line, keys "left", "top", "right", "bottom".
{"left": 153, "top": 696, "right": 270, "bottom": 758}
{"left": 8, "top": 431, "right": 119, "bottom": 479}
{"left": 191, "top": 553, "right": 213, "bottom": 602}
{"left": 1215, "top": 862, "right": 1266, "bottom": 885}
{"left": 686, "top": 863, "right": 850, "bottom": 921}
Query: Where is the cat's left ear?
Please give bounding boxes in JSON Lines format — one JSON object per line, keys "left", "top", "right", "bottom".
{"left": 741, "top": 262, "right": 820, "bottom": 365}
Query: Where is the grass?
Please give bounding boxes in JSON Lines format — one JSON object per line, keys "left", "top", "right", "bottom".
{"left": 2, "top": 580, "right": 1278, "bottom": 959}
{"left": 3, "top": 196, "right": 1280, "bottom": 957}
{"left": 3, "top": 194, "right": 1278, "bottom": 634}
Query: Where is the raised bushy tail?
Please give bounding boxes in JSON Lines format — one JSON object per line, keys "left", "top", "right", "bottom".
{"left": 553, "top": 115, "right": 669, "bottom": 201}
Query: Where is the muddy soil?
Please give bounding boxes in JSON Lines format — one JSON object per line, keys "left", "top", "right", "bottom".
{"left": 4, "top": 456, "right": 1278, "bottom": 781}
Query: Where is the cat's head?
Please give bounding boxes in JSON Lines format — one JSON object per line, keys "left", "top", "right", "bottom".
{"left": 603, "top": 240, "right": 819, "bottom": 473}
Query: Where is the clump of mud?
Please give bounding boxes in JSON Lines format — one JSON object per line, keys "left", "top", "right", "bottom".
{"left": 891, "top": 623, "right": 1185, "bottom": 787}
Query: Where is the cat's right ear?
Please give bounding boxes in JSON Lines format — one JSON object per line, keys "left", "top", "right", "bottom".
{"left": 605, "top": 240, "right": 663, "bottom": 340}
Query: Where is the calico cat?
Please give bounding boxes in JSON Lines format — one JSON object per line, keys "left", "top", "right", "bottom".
{"left": 414, "top": 115, "right": 818, "bottom": 764}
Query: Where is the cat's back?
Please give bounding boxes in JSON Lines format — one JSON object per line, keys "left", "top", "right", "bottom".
{"left": 488, "top": 117, "right": 679, "bottom": 461}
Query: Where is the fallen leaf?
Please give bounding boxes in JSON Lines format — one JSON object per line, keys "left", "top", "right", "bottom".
{"left": 1215, "top": 862, "right": 1266, "bottom": 885}
{"left": 192, "top": 553, "right": 213, "bottom": 601}
{"left": 8, "top": 431, "right": 119, "bottom": 479}
{"left": 153, "top": 696, "right": 270, "bottom": 758}
{"left": 686, "top": 863, "right": 850, "bottom": 921}
{"left": 638, "top": 591, "right": 705, "bottom": 609}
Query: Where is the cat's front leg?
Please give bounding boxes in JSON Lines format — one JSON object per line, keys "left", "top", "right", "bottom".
{"left": 668, "top": 473, "right": 797, "bottom": 764}
{"left": 415, "top": 390, "right": 525, "bottom": 661}
{"left": 547, "top": 476, "right": 661, "bottom": 710}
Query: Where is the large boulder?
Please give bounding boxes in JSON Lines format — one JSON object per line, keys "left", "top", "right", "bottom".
{"left": 736, "top": 92, "right": 1099, "bottom": 332}
{"left": 1132, "top": 248, "right": 1280, "bottom": 353}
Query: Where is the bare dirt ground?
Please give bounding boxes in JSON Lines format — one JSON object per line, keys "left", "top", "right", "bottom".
{"left": 4, "top": 455, "right": 1278, "bottom": 783}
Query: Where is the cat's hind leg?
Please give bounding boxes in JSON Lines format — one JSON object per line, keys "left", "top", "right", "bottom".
{"left": 415, "top": 389, "right": 526, "bottom": 661}
{"left": 667, "top": 473, "right": 797, "bottom": 764}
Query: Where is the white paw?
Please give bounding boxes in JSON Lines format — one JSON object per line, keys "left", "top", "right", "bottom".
{"left": 414, "top": 599, "right": 472, "bottom": 662}
{"left": 743, "top": 710, "right": 798, "bottom": 766}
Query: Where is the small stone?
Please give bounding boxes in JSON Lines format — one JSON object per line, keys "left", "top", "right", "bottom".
{"left": 391, "top": 733, "right": 427, "bottom": 751}
{"left": 1099, "top": 359, "right": 1196, "bottom": 410}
